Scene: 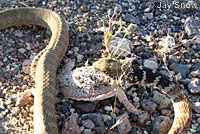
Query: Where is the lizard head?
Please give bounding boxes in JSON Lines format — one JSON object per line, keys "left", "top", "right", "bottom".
{"left": 92, "top": 58, "right": 122, "bottom": 79}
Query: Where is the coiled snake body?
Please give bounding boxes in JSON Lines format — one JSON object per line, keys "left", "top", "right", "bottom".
{"left": 0, "top": 8, "right": 191, "bottom": 134}
{"left": 0, "top": 8, "right": 69, "bottom": 134}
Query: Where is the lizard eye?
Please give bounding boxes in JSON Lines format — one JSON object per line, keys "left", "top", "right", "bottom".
{"left": 126, "top": 72, "right": 138, "bottom": 83}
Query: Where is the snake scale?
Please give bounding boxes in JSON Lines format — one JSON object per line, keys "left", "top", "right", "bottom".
{"left": 0, "top": 8, "right": 191, "bottom": 134}
{"left": 0, "top": 8, "right": 69, "bottom": 134}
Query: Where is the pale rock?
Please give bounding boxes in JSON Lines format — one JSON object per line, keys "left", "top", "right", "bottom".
{"left": 108, "top": 37, "right": 133, "bottom": 57}
{"left": 138, "top": 112, "right": 150, "bottom": 124}
{"left": 144, "top": 59, "right": 158, "bottom": 70}
{"left": 152, "top": 116, "right": 171, "bottom": 134}
{"left": 61, "top": 113, "right": 81, "bottom": 134}
{"left": 82, "top": 119, "right": 95, "bottom": 129}
{"left": 117, "top": 113, "right": 132, "bottom": 134}
{"left": 188, "top": 78, "right": 200, "bottom": 94}
{"left": 16, "top": 90, "right": 33, "bottom": 106}
{"left": 104, "top": 105, "right": 112, "bottom": 112}
{"left": 153, "top": 91, "right": 171, "bottom": 109}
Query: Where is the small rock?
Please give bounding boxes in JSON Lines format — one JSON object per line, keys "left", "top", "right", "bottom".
{"left": 107, "top": 9, "right": 113, "bottom": 16}
{"left": 56, "top": 101, "right": 70, "bottom": 113}
{"left": 26, "top": 42, "right": 31, "bottom": 50}
{"left": 0, "top": 61, "right": 3, "bottom": 68}
{"left": 169, "top": 55, "right": 179, "bottom": 63}
{"left": 127, "top": 23, "right": 138, "bottom": 33}
{"left": 162, "top": 36, "right": 175, "bottom": 48}
{"left": 82, "top": 119, "right": 95, "bottom": 129}
{"left": 178, "top": 79, "right": 188, "bottom": 85}
{"left": 135, "top": 46, "right": 144, "bottom": 53}
{"left": 197, "top": 118, "right": 200, "bottom": 124}
{"left": 138, "top": 112, "right": 150, "bottom": 124}
{"left": 133, "top": 96, "right": 140, "bottom": 103}
{"left": 153, "top": 91, "right": 171, "bottom": 109}
{"left": 145, "top": 35, "right": 153, "bottom": 42}
{"left": 133, "top": 40, "right": 141, "bottom": 46}
{"left": 192, "top": 123, "right": 198, "bottom": 129}
{"left": 60, "top": 59, "right": 75, "bottom": 73}
{"left": 124, "top": 14, "right": 141, "bottom": 24}
{"left": 104, "top": 105, "right": 112, "bottom": 112}
{"left": 22, "top": 59, "right": 32, "bottom": 67}
{"left": 152, "top": 116, "right": 171, "bottom": 134}
{"left": 169, "top": 63, "right": 190, "bottom": 78}
{"left": 160, "top": 14, "right": 167, "bottom": 19}
{"left": 15, "top": 31, "right": 23, "bottom": 37}
{"left": 79, "top": 126, "right": 84, "bottom": 132}
{"left": 0, "top": 77, "right": 6, "bottom": 83}
{"left": 102, "top": 114, "right": 112, "bottom": 122}
{"left": 61, "top": 113, "right": 81, "bottom": 134}
{"left": 173, "top": 16, "right": 180, "bottom": 21}
{"left": 4, "top": 98, "right": 12, "bottom": 105}
{"left": 188, "top": 78, "right": 200, "bottom": 94}
{"left": 18, "top": 48, "right": 26, "bottom": 54}
{"left": 128, "top": 0, "right": 140, "bottom": 3}
{"left": 74, "top": 101, "right": 96, "bottom": 113}
{"left": 22, "top": 65, "right": 30, "bottom": 74}
{"left": 141, "top": 99, "right": 157, "bottom": 112}
{"left": 16, "top": 90, "right": 33, "bottom": 106}
{"left": 30, "top": 106, "right": 34, "bottom": 113}
{"left": 122, "top": 2, "right": 128, "bottom": 7}
{"left": 93, "top": 126, "right": 105, "bottom": 134}
{"left": 185, "top": 17, "right": 200, "bottom": 37}
{"left": 78, "top": 26, "right": 87, "bottom": 33}
{"left": 144, "top": 59, "right": 158, "bottom": 70}
{"left": 80, "top": 4, "right": 89, "bottom": 12}
{"left": 96, "top": 21, "right": 103, "bottom": 28}
{"left": 197, "top": 126, "right": 200, "bottom": 133}
{"left": 77, "top": 54, "right": 84, "bottom": 62}
{"left": 117, "top": 113, "right": 132, "bottom": 134}
{"left": 108, "top": 37, "right": 133, "bottom": 57}
{"left": 191, "top": 70, "right": 200, "bottom": 78}
{"left": 144, "top": 7, "right": 151, "bottom": 12}
{"left": 0, "top": 90, "right": 3, "bottom": 98}
{"left": 144, "top": 13, "right": 154, "bottom": 20}
{"left": 190, "top": 128, "right": 196, "bottom": 133}
{"left": 0, "top": 98, "right": 5, "bottom": 111}
{"left": 161, "top": 109, "right": 172, "bottom": 116}
{"left": 70, "top": 108, "right": 75, "bottom": 113}
{"left": 82, "top": 113, "right": 105, "bottom": 134}
{"left": 192, "top": 102, "right": 200, "bottom": 113}
{"left": 105, "top": 119, "right": 114, "bottom": 128}
{"left": 159, "top": 35, "right": 175, "bottom": 53}
{"left": 140, "top": 52, "right": 150, "bottom": 59}
{"left": 83, "top": 129, "right": 92, "bottom": 134}
{"left": 175, "top": 73, "right": 182, "bottom": 80}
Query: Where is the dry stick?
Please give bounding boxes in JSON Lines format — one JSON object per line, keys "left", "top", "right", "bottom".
{"left": 109, "top": 114, "right": 126, "bottom": 130}
{"left": 17, "top": 1, "right": 29, "bottom": 7}
{"left": 112, "top": 69, "right": 121, "bottom": 126}
{"left": 103, "top": 7, "right": 119, "bottom": 57}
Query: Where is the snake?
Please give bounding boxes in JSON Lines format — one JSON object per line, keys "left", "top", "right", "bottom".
{"left": 0, "top": 8, "right": 191, "bottom": 134}
{"left": 0, "top": 8, "right": 69, "bottom": 134}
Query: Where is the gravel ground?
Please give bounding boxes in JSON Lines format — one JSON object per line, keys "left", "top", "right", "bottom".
{"left": 0, "top": 0, "right": 200, "bottom": 134}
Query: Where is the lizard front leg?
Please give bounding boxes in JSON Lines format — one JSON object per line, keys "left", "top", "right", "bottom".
{"left": 117, "top": 89, "right": 143, "bottom": 115}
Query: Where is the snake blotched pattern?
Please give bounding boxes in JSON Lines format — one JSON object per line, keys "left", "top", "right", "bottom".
{"left": 0, "top": 8, "right": 69, "bottom": 134}
{"left": 0, "top": 8, "right": 191, "bottom": 134}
